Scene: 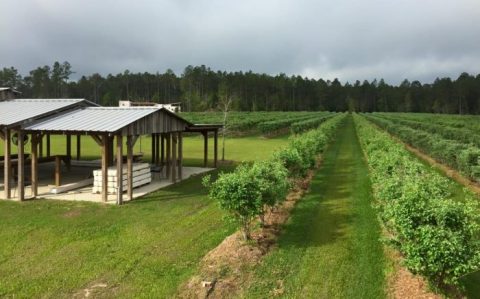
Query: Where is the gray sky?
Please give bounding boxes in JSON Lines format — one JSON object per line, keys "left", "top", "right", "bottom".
{"left": 1, "top": 0, "right": 479, "bottom": 84}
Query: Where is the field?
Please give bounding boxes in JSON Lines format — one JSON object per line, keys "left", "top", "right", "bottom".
{"left": 1, "top": 112, "right": 480, "bottom": 298}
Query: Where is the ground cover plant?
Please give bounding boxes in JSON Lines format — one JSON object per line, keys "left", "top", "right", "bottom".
{"left": 354, "top": 114, "right": 480, "bottom": 292}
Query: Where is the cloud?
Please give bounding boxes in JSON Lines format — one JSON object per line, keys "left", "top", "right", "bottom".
{"left": 0, "top": 0, "right": 479, "bottom": 84}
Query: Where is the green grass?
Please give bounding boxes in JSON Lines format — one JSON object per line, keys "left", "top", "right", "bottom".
{"left": 0, "top": 170, "right": 235, "bottom": 298}
{"left": 244, "top": 116, "right": 386, "bottom": 298}
{"left": 0, "top": 134, "right": 290, "bottom": 166}
{"left": 0, "top": 134, "right": 287, "bottom": 298}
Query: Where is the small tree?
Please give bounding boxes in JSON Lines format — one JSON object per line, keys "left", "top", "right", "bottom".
{"left": 203, "top": 165, "right": 262, "bottom": 240}
{"left": 251, "top": 159, "right": 290, "bottom": 226}
{"left": 217, "top": 81, "right": 233, "bottom": 161}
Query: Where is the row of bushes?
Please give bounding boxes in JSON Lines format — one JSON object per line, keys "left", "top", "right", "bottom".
{"left": 203, "top": 113, "right": 346, "bottom": 240}
{"left": 354, "top": 114, "right": 480, "bottom": 290}
{"left": 373, "top": 113, "right": 480, "bottom": 148}
{"left": 257, "top": 112, "right": 332, "bottom": 134}
{"left": 290, "top": 114, "right": 334, "bottom": 134}
{"left": 365, "top": 114, "right": 480, "bottom": 182}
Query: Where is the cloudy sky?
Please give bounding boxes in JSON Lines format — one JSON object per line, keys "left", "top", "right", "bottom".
{"left": 1, "top": 0, "right": 479, "bottom": 84}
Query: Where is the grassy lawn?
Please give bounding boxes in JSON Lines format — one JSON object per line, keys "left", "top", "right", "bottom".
{"left": 0, "top": 134, "right": 290, "bottom": 166}
{"left": 244, "top": 116, "right": 386, "bottom": 298}
{"left": 0, "top": 134, "right": 288, "bottom": 298}
{"left": 0, "top": 170, "right": 235, "bottom": 298}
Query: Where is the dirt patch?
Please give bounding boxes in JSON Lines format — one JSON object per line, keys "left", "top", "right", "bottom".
{"left": 177, "top": 167, "right": 317, "bottom": 299}
{"left": 385, "top": 248, "right": 440, "bottom": 299}
{"left": 63, "top": 208, "right": 82, "bottom": 218}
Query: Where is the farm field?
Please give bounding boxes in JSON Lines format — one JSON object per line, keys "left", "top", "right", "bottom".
{"left": 245, "top": 116, "right": 386, "bottom": 298}
{"left": 1, "top": 112, "right": 480, "bottom": 298}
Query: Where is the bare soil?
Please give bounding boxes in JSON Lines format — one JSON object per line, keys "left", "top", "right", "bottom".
{"left": 177, "top": 168, "right": 316, "bottom": 299}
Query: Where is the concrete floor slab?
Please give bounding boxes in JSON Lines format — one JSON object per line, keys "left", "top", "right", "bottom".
{"left": 0, "top": 162, "right": 213, "bottom": 204}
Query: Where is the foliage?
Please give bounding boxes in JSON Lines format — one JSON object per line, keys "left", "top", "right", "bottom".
{"left": 365, "top": 113, "right": 480, "bottom": 182}
{"left": 354, "top": 114, "right": 480, "bottom": 290}
{"left": 4, "top": 63, "right": 480, "bottom": 114}
{"left": 204, "top": 113, "right": 346, "bottom": 240}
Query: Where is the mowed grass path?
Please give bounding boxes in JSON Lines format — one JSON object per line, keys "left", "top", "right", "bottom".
{"left": 245, "top": 116, "right": 386, "bottom": 298}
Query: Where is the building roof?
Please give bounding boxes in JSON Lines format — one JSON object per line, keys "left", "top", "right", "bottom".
{"left": 24, "top": 107, "right": 192, "bottom": 134}
{"left": 0, "top": 98, "right": 90, "bottom": 127}
{"left": 0, "top": 87, "right": 21, "bottom": 94}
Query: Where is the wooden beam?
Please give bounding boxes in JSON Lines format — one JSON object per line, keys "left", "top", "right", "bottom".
{"left": 166, "top": 133, "right": 171, "bottom": 179}
{"left": 160, "top": 133, "right": 165, "bottom": 165}
{"left": 46, "top": 134, "right": 51, "bottom": 157}
{"left": 4, "top": 129, "right": 11, "bottom": 199}
{"left": 55, "top": 156, "right": 61, "bottom": 187}
{"left": 101, "top": 134, "right": 109, "bottom": 202}
{"left": 214, "top": 129, "right": 218, "bottom": 168}
{"left": 91, "top": 135, "right": 102, "bottom": 146}
{"left": 65, "top": 135, "right": 71, "bottom": 171}
{"left": 203, "top": 131, "right": 208, "bottom": 167}
{"left": 172, "top": 133, "right": 177, "bottom": 183}
{"left": 17, "top": 131, "right": 25, "bottom": 201}
{"left": 151, "top": 133, "right": 155, "bottom": 164}
{"left": 116, "top": 135, "right": 123, "bottom": 205}
{"left": 76, "top": 135, "right": 81, "bottom": 160}
{"left": 31, "top": 134, "right": 38, "bottom": 197}
{"left": 155, "top": 134, "right": 160, "bottom": 166}
{"left": 127, "top": 135, "right": 134, "bottom": 201}
{"left": 0, "top": 130, "right": 4, "bottom": 140}
{"left": 131, "top": 135, "right": 139, "bottom": 148}
{"left": 38, "top": 133, "right": 43, "bottom": 158}
{"left": 178, "top": 132, "right": 183, "bottom": 179}
{"left": 108, "top": 136, "right": 114, "bottom": 166}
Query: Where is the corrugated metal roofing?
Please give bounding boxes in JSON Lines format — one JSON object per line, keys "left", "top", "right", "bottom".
{"left": 24, "top": 107, "right": 163, "bottom": 132}
{"left": 0, "top": 99, "right": 86, "bottom": 126}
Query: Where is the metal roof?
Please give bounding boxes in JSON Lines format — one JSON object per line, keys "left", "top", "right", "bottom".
{"left": 24, "top": 107, "right": 167, "bottom": 133}
{"left": 0, "top": 98, "right": 87, "bottom": 127}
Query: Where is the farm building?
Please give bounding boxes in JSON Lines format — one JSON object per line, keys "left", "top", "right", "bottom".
{"left": 0, "top": 87, "right": 21, "bottom": 101}
{"left": 0, "top": 99, "right": 220, "bottom": 204}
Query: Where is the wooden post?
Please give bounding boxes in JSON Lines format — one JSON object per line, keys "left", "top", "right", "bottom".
{"left": 155, "top": 134, "right": 160, "bottom": 166}
{"left": 76, "top": 135, "right": 81, "bottom": 160}
{"left": 55, "top": 156, "right": 61, "bottom": 186}
{"left": 166, "top": 133, "right": 171, "bottom": 179}
{"left": 161, "top": 133, "right": 165, "bottom": 165}
{"left": 214, "top": 129, "right": 218, "bottom": 168}
{"left": 116, "top": 135, "right": 123, "bottom": 205}
{"left": 46, "top": 134, "right": 51, "bottom": 157}
{"left": 17, "top": 131, "right": 25, "bottom": 201}
{"left": 151, "top": 133, "right": 155, "bottom": 164}
{"left": 172, "top": 133, "right": 177, "bottom": 183}
{"left": 4, "top": 129, "right": 11, "bottom": 199}
{"left": 66, "top": 135, "right": 72, "bottom": 170}
{"left": 101, "top": 134, "right": 109, "bottom": 202}
{"left": 31, "top": 134, "right": 38, "bottom": 197}
{"left": 178, "top": 132, "right": 183, "bottom": 179}
{"left": 39, "top": 134, "right": 43, "bottom": 158}
{"left": 127, "top": 135, "right": 133, "bottom": 201}
{"left": 108, "top": 136, "right": 114, "bottom": 166}
{"left": 203, "top": 131, "right": 208, "bottom": 167}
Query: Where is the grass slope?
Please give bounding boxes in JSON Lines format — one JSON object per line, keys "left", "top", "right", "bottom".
{"left": 244, "top": 116, "right": 386, "bottom": 298}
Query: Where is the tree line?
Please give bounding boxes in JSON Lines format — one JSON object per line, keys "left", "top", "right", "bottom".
{"left": 1, "top": 62, "right": 479, "bottom": 114}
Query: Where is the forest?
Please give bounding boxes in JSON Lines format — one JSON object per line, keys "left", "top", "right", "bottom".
{"left": 1, "top": 62, "right": 479, "bottom": 114}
